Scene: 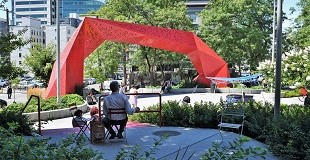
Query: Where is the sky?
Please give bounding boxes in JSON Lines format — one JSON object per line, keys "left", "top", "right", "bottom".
{"left": 0, "top": 0, "right": 301, "bottom": 26}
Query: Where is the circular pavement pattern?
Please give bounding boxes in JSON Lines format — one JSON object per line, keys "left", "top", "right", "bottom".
{"left": 153, "top": 130, "right": 182, "bottom": 137}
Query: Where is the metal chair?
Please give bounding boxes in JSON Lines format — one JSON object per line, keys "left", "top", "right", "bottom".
{"left": 217, "top": 101, "right": 246, "bottom": 140}
{"left": 104, "top": 108, "right": 127, "bottom": 142}
{"left": 70, "top": 106, "right": 91, "bottom": 141}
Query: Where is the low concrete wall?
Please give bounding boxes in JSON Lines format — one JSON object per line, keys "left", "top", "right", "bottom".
{"left": 217, "top": 88, "right": 264, "bottom": 94}
{"left": 138, "top": 87, "right": 263, "bottom": 94}
{"left": 23, "top": 103, "right": 88, "bottom": 122}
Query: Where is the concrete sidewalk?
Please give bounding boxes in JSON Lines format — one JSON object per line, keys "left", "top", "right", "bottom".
{"left": 35, "top": 92, "right": 285, "bottom": 160}
{"left": 3, "top": 90, "right": 301, "bottom": 159}
{"left": 39, "top": 116, "right": 278, "bottom": 160}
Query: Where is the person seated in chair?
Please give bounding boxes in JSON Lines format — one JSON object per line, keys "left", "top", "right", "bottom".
{"left": 72, "top": 109, "right": 88, "bottom": 127}
{"left": 102, "top": 81, "right": 140, "bottom": 139}
{"left": 86, "top": 91, "right": 97, "bottom": 105}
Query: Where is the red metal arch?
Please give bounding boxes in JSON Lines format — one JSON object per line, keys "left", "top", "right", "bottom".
{"left": 45, "top": 17, "right": 229, "bottom": 98}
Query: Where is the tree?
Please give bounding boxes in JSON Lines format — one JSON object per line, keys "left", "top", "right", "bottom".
{"left": 290, "top": 0, "right": 310, "bottom": 49}
{"left": 23, "top": 44, "right": 56, "bottom": 86}
{"left": 0, "top": 0, "right": 31, "bottom": 79}
{"left": 0, "top": 29, "right": 30, "bottom": 79}
{"left": 84, "top": 41, "right": 122, "bottom": 82}
{"left": 92, "top": 0, "right": 193, "bottom": 86}
{"left": 198, "top": 0, "right": 273, "bottom": 74}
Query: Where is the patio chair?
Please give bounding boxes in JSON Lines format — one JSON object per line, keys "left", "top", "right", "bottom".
{"left": 104, "top": 108, "right": 127, "bottom": 142}
{"left": 217, "top": 101, "right": 246, "bottom": 140}
{"left": 70, "top": 106, "right": 91, "bottom": 141}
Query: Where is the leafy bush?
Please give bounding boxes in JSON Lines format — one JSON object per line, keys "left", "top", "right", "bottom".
{"left": 0, "top": 110, "right": 32, "bottom": 135}
{"left": 130, "top": 100, "right": 220, "bottom": 128}
{"left": 0, "top": 125, "right": 103, "bottom": 159}
{"left": 284, "top": 89, "right": 301, "bottom": 98}
{"left": 258, "top": 49, "right": 310, "bottom": 88}
{"left": 189, "top": 101, "right": 220, "bottom": 128}
{"left": 243, "top": 102, "right": 274, "bottom": 141}
{"left": 201, "top": 137, "right": 267, "bottom": 159}
{"left": 5, "top": 94, "right": 84, "bottom": 113}
{"left": 174, "top": 79, "right": 206, "bottom": 88}
{"left": 61, "top": 94, "right": 84, "bottom": 106}
{"left": 131, "top": 100, "right": 310, "bottom": 159}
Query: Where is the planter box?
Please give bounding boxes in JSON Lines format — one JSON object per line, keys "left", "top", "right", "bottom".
{"left": 23, "top": 103, "right": 88, "bottom": 121}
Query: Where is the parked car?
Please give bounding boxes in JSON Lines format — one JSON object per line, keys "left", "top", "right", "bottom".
{"left": 83, "top": 78, "right": 89, "bottom": 85}
{"left": 0, "top": 80, "right": 9, "bottom": 87}
{"left": 0, "top": 99, "right": 7, "bottom": 108}
{"left": 88, "top": 78, "right": 97, "bottom": 85}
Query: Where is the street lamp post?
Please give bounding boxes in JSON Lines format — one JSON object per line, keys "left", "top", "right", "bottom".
{"left": 56, "top": 0, "right": 61, "bottom": 104}
{"left": 274, "top": 0, "right": 283, "bottom": 121}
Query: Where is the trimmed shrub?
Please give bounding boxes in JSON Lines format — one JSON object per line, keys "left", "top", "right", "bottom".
{"left": 130, "top": 100, "right": 310, "bottom": 159}
{"left": 0, "top": 110, "right": 32, "bottom": 135}
{"left": 5, "top": 94, "right": 84, "bottom": 113}
{"left": 0, "top": 125, "right": 103, "bottom": 159}
{"left": 189, "top": 101, "right": 220, "bottom": 128}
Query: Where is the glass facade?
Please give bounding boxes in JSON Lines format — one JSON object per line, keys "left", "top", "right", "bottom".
{"left": 16, "top": 0, "right": 47, "bottom": 5}
{"left": 59, "top": 0, "right": 103, "bottom": 18}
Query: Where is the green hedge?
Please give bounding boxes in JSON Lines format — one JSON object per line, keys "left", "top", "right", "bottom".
{"left": 5, "top": 94, "right": 84, "bottom": 113}
{"left": 130, "top": 100, "right": 310, "bottom": 159}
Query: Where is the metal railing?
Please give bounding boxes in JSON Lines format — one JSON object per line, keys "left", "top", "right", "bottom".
{"left": 19, "top": 95, "right": 41, "bottom": 135}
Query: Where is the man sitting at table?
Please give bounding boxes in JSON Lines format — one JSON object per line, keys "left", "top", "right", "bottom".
{"left": 102, "top": 81, "right": 140, "bottom": 139}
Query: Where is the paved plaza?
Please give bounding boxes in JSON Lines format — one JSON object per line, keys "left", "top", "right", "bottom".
{"left": 1, "top": 87, "right": 304, "bottom": 159}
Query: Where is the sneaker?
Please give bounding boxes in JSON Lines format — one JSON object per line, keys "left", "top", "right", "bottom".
{"left": 117, "top": 133, "right": 123, "bottom": 139}
{"left": 109, "top": 133, "right": 116, "bottom": 139}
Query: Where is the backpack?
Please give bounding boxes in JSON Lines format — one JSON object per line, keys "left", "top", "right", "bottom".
{"left": 183, "top": 96, "right": 190, "bottom": 103}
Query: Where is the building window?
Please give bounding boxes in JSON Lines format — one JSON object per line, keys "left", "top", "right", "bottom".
{"left": 19, "top": 61, "right": 22, "bottom": 65}
{"left": 19, "top": 53, "right": 22, "bottom": 57}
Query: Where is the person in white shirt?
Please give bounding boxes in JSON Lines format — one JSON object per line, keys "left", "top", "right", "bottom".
{"left": 129, "top": 84, "right": 139, "bottom": 107}
{"left": 102, "top": 81, "right": 140, "bottom": 139}
{"left": 119, "top": 82, "right": 126, "bottom": 94}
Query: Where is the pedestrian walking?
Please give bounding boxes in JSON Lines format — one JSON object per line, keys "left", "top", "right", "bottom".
{"left": 7, "top": 86, "right": 12, "bottom": 99}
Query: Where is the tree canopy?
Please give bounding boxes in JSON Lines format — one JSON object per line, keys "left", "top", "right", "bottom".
{"left": 290, "top": 0, "right": 310, "bottom": 49}
{"left": 87, "top": 0, "right": 193, "bottom": 85}
{"left": 23, "top": 44, "right": 56, "bottom": 85}
{"left": 198, "top": 0, "right": 274, "bottom": 74}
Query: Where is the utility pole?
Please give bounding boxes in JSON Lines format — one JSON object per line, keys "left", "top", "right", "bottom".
{"left": 6, "top": 8, "right": 9, "bottom": 33}
{"left": 56, "top": 0, "right": 61, "bottom": 104}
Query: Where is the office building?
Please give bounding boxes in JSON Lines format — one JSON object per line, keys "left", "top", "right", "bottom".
{"left": 0, "top": 18, "right": 8, "bottom": 34}
{"left": 12, "top": 0, "right": 56, "bottom": 25}
{"left": 44, "top": 23, "right": 76, "bottom": 52}
{"left": 186, "top": 0, "right": 209, "bottom": 25}
{"left": 10, "top": 17, "right": 44, "bottom": 66}
{"left": 59, "top": 0, "right": 104, "bottom": 20}
{"left": 11, "top": 0, "right": 104, "bottom": 25}
{"left": 10, "top": 16, "right": 75, "bottom": 67}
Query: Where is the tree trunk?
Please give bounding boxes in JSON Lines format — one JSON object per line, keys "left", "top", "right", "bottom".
{"left": 142, "top": 47, "right": 155, "bottom": 86}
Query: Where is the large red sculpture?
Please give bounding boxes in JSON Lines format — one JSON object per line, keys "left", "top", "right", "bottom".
{"left": 45, "top": 17, "right": 229, "bottom": 98}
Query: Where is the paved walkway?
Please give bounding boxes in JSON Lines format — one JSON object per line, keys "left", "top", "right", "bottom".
{"left": 40, "top": 116, "right": 278, "bottom": 160}
{"left": 1, "top": 88, "right": 303, "bottom": 159}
